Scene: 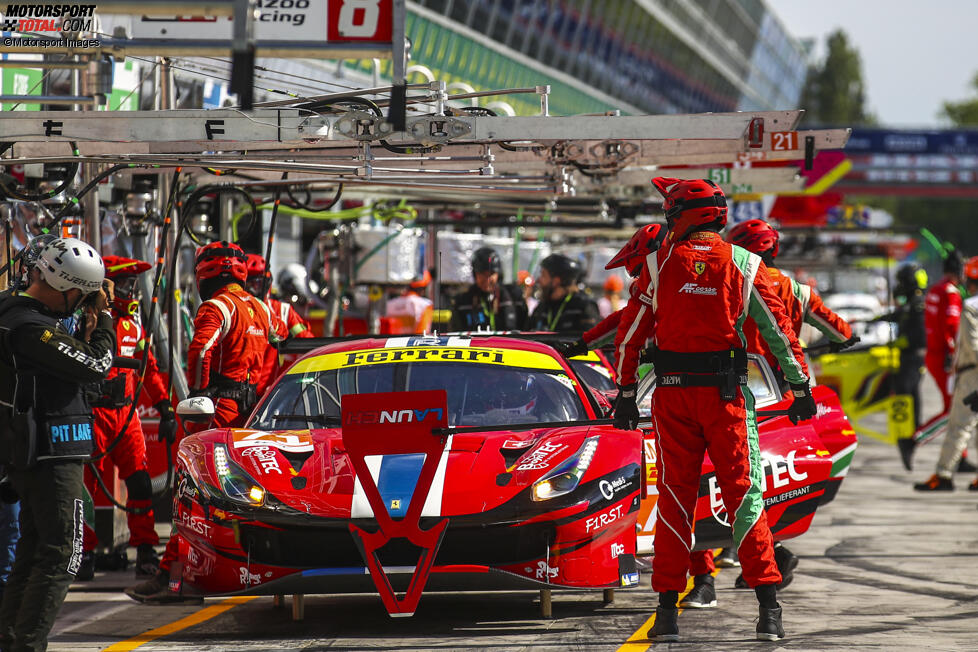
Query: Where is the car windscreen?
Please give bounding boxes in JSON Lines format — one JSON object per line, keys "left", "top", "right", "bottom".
{"left": 570, "top": 359, "right": 616, "bottom": 392}
{"left": 249, "top": 362, "right": 587, "bottom": 430}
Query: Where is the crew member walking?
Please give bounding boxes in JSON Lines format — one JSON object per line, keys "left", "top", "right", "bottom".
{"left": 612, "top": 178, "right": 816, "bottom": 642}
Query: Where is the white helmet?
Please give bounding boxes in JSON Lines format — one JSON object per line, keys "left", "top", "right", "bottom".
{"left": 36, "top": 237, "right": 105, "bottom": 293}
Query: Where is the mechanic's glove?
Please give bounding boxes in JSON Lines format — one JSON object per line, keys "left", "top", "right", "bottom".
{"left": 155, "top": 399, "right": 177, "bottom": 443}
{"left": 944, "top": 353, "right": 954, "bottom": 373}
{"left": 553, "top": 338, "right": 589, "bottom": 358}
{"left": 829, "top": 335, "right": 860, "bottom": 353}
{"left": 787, "top": 382, "right": 818, "bottom": 424}
{"left": 964, "top": 390, "right": 978, "bottom": 413}
{"left": 613, "top": 383, "right": 640, "bottom": 431}
{"left": 639, "top": 347, "right": 655, "bottom": 365}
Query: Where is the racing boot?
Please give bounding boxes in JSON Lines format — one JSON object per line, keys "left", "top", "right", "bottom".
{"left": 679, "top": 574, "right": 716, "bottom": 608}
{"left": 649, "top": 606, "right": 679, "bottom": 642}
{"left": 914, "top": 474, "right": 954, "bottom": 491}
{"left": 756, "top": 605, "right": 785, "bottom": 641}
{"left": 956, "top": 456, "right": 977, "bottom": 473}
{"left": 897, "top": 437, "right": 916, "bottom": 471}
{"left": 714, "top": 547, "right": 740, "bottom": 568}
{"left": 135, "top": 544, "right": 161, "bottom": 577}
{"left": 75, "top": 552, "right": 95, "bottom": 582}
{"left": 125, "top": 570, "right": 202, "bottom": 604}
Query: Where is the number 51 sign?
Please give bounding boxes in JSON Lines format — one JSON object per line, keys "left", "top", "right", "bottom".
{"left": 132, "top": 0, "right": 395, "bottom": 56}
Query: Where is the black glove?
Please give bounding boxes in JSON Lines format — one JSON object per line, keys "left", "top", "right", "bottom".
{"left": 155, "top": 399, "right": 177, "bottom": 443}
{"left": 613, "top": 383, "right": 640, "bottom": 431}
{"left": 944, "top": 353, "right": 954, "bottom": 374}
{"left": 553, "top": 338, "right": 589, "bottom": 358}
{"left": 829, "top": 335, "right": 860, "bottom": 353}
{"left": 787, "top": 382, "right": 817, "bottom": 424}
{"left": 964, "top": 390, "right": 978, "bottom": 413}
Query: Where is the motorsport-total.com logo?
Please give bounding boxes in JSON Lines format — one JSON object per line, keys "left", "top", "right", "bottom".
{"left": 1, "top": 4, "right": 96, "bottom": 33}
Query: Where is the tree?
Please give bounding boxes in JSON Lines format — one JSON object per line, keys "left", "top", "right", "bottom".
{"left": 941, "top": 72, "right": 978, "bottom": 126}
{"left": 799, "top": 29, "right": 875, "bottom": 126}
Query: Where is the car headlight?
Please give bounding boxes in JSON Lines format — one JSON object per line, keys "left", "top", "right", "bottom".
{"left": 531, "top": 436, "right": 599, "bottom": 501}
{"left": 213, "top": 444, "right": 266, "bottom": 507}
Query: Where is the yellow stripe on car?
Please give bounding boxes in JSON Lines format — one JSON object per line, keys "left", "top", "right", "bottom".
{"left": 288, "top": 347, "right": 563, "bottom": 374}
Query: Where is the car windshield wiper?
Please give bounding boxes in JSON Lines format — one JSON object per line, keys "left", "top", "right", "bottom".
{"left": 268, "top": 414, "right": 341, "bottom": 425}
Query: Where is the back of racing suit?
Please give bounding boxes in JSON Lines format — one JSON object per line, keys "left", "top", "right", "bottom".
{"left": 86, "top": 311, "right": 170, "bottom": 551}
{"left": 614, "top": 232, "right": 808, "bottom": 592}
{"left": 924, "top": 277, "right": 961, "bottom": 411}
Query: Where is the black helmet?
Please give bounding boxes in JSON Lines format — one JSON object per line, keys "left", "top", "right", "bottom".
{"left": 944, "top": 249, "right": 963, "bottom": 276}
{"left": 895, "top": 263, "right": 927, "bottom": 298}
{"left": 540, "top": 253, "right": 584, "bottom": 286}
{"left": 472, "top": 247, "right": 503, "bottom": 277}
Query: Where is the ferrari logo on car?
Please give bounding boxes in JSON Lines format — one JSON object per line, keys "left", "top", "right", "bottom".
{"left": 694, "top": 261, "right": 706, "bottom": 275}
{"left": 390, "top": 499, "right": 401, "bottom": 510}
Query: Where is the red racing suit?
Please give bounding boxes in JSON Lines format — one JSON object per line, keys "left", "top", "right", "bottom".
{"left": 744, "top": 266, "right": 851, "bottom": 376}
{"left": 257, "top": 297, "right": 314, "bottom": 396}
{"left": 614, "top": 232, "right": 808, "bottom": 592}
{"left": 85, "top": 311, "right": 170, "bottom": 549}
{"left": 924, "top": 277, "right": 962, "bottom": 411}
{"left": 163, "top": 284, "right": 286, "bottom": 576}
{"left": 187, "top": 283, "right": 286, "bottom": 428}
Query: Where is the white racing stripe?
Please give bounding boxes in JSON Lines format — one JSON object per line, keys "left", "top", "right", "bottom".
{"left": 350, "top": 435, "right": 453, "bottom": 518}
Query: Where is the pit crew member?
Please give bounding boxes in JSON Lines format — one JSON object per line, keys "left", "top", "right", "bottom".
{"left": 526, "top": 254, "right": 600, "bottom": 333}
{"left": 0, "top": 238, "right": 115, "bottom": 651}
{"left": 612, "top": 178, "right": 815, "bottom": 642}
{"left": 80, "top": 255, "right": 175, "bottom": 580}
{"left": 244, "top": 253, "right": 313, "bottom": 396}
{"left": 126, "top": 241, "right": 285, "bottom": 603}
{"left": 450, "top": 247, "right": 527, "bottom": 331}
{"left": 384, "top": 269, "right": 434, "bottom": 335}
{"left": 916, "top": 256, "right": 978, "bottom": 492}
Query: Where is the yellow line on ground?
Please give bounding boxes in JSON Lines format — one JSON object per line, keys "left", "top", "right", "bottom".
{"left": 102, "top": 596, "right": 257, "bottom": 652}
{"left": 617, "top": 558, "right": 724, "bottom": 652}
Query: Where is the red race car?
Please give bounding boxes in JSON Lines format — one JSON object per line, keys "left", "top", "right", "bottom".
{"left": 174, "top": 335, "right": 642, "bottom": 616}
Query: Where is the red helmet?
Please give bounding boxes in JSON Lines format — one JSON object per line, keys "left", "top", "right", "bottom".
{"left": 726, "top": 219, "right": 780, "bottom": 259}
{"left": 964, "top": 256, "right": 978, "bottom": 282}
{"left": 605, "top": 224, "right": 665, "bottom": 277}
{"left": 652, "top": 177, "right": 727, "bottom": 241}
{"left": 195, "top": 241, "right": 247, "bottom": 283}
{"left": 245, "top": 253, "right": 267, "bottom": 278}
{"left": 102, "top": 255, "right": 152, "bottom": 315}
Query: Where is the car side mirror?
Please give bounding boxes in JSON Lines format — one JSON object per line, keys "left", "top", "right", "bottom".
{"left": 176, "top": 396, "right": 215, "bottom": 421}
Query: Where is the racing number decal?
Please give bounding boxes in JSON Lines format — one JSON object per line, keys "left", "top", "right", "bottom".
{"left": 232, "top": 430, "right": 314, "bottom": 453}
{"left": 890, "top": 396, "right": 910, "bottom": 423}
{"left": 771, "top": 131, "right": 799, "bottom": 151}
{"left": 327, "top": 0, "right": 392, "bottom": 41}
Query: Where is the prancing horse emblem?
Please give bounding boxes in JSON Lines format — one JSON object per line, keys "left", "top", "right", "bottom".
{"left": 694, "top": 261, "right": 706, "bottom": 275}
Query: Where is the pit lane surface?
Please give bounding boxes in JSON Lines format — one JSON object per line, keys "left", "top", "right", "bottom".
{"left": 51, "top": 396, "right": 978, "bottom": 651}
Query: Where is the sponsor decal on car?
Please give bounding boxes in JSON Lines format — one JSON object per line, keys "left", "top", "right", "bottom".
{"left": 621, "top": 572, "right": 640, "bottom": 587}
{"left": 344, "top": 407, "right": 444, "bottom": 425}
{"left": 599, "top": 476, "right": 629, "bottom": 501}
{"left": 232, "top": 430, "right": 314, "bottom": 453}
{"left": 586, "top": 504, "right": 625, "bottom": 533}
{"left": 241, "top": 445, "right": 283, "bottom": 475}
{"left": 289, "top": 346, "right": 563, "bottom": 374}
{"left": 516, "top": 442, "right": 566, "bottom": 471}
{"left": 239, "top": 567, "right": 262, "bottom": 586}
{"left": 710, "top": 450, "right": 810, "bottom": 525}
{"left": 526, "top": 561, "right": 558, "bottom": 580}
{"left": 179, "top": 512, "right": 212, "bottom": 537}
{"left": 501, "top": 439, "right": 533, "bottom": 449}
{"left": 610, "top": 542, "right": 625, "bottom": 559}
